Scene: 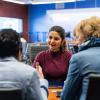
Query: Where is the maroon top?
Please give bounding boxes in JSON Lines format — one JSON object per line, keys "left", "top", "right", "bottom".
{"left": 33, "top": 50, "right": 72, "bottom": 82}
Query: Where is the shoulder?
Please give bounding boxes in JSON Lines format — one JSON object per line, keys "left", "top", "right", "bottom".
{"left": 16, "top": 62, "right": 37, "bottom": 74}
{"left": 11, "top": 61, "right": 39, "bottom": 82}
{"left": 70, "top": 50, "right": 87, "bottom": 63}
{"left": 64, "top": 50, "right": 72, "bottom": 55}
{"left": 36, "top": 50, "right": 49, "bottom": 57}
{"left": 64, "top": 50, "right": 72, "bottom": 59}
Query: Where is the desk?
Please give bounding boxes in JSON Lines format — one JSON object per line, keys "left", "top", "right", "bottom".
{"left": 48, "top": 87, "right": 62, "bottom": 100}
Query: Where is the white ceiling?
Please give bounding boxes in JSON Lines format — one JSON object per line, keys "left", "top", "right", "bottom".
{"left": 2, "top": 0, "right": 77, "bottom": 5}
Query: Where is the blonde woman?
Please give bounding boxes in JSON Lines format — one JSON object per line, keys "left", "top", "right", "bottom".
{"left": 61, "top": 16, "right": 100, "bottom": 100}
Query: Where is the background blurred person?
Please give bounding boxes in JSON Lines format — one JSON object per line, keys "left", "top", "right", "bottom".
{"left": 20, "top": 34, "right": 27, "bottom": 62}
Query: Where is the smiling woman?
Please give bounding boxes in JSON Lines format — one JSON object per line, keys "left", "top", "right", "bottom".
{"left": 32, "top": 25, "right": 72, "bottom": 86}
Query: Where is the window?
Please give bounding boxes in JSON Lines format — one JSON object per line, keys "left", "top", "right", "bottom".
{"left": 0, "top": 17, "right": 23, "bottom": 33}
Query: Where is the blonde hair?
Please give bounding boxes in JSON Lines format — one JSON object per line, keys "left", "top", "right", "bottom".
{"left": 75, "top": 16, "right": 100, "bottom": 39}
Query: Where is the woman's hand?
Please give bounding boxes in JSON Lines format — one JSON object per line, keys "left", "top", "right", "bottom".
{"left": 36, "top": 62, "right": 44, "bottom": 79}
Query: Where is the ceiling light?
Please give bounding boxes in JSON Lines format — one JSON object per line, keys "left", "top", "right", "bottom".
{"left": 31, "top": 0, "right": 76, "bottom": 4}
{"left": 2, "top": 0, "right": 25, "bottom": 4}
{"left": 2, "top": 0, "right": 77, "bottom": 5}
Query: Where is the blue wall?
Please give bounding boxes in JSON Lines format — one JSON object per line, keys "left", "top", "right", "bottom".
{"left": 28, "top": 4, "right": 55, "bottom": 42}
{"left": 28, "top": 0, "right": 100, "bottom": 42}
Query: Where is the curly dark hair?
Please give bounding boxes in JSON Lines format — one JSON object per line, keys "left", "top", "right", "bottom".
{"left": 0, "top": 29, "right": 20, "bottom": 58}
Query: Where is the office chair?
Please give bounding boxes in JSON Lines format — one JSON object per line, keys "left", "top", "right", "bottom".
{"left": 0, "top": 87, "right": 23, "bottom": 100}
{"left": 86, "top": 74, "right": 100, "bottom": 100}
{"left": 30, "top": 45, "right": 48, "bottom": 63}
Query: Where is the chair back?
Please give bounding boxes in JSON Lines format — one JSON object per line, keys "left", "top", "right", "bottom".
{"left": 0, "top": 88, "right": 23, "bottom": 100}
{"left": 86, "top": 74, "right": 100, "bottom": 100}
{"left": 30, "top": 45, "right": 48, "bottom": 63}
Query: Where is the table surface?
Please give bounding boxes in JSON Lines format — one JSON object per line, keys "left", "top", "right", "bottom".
{"left": 48, "top": 87, "right": 62, "bottom": 100}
